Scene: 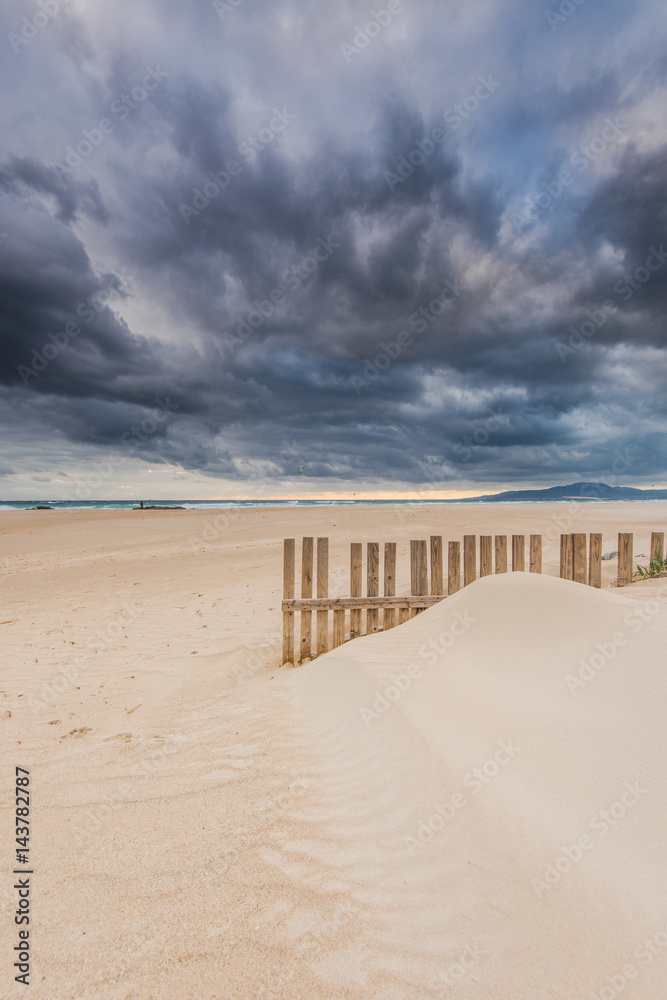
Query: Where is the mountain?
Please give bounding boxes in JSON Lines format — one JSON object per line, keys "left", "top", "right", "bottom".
{"left": 470, "top": 482, "right": 667, "bottom": 502}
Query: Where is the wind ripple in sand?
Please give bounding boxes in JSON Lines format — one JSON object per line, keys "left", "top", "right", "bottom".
{"left": 254, "top": 664, "right": 486, "bottom": 994}
{"left": 254, "top": 573, "right": 667, "bottom": 999}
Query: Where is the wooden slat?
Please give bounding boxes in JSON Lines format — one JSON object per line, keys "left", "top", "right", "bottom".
{"left": 560, "top": 534, "right": 567, "bottom": 578}
{"left": 333, "top": 609, "right": 345, "bottom": 648}
{"left": 588, "top": 533, "right": 602, "bottom": 589}
{"left": 560, "top": 534, "right": 574, "bottom": 580}
{"left": 495, "top": 535, "right": 507, "bottom": 574}
{"left": 283, "top": 596, "right": 448, "bottom": 610}
{"left": 464, "top": 535, "right": 476, "bottom": 587}
{"left": 573, "top": 533, "right": 587, "bottom": 584}
{"left": 350, "top": 542, "right": 362, "bottom": 639}
{"left": 300, "top": 536, "right": 313, "bottom": 662}
{"left": 282, "top": 539, "right": 295, "bottom": 665}
{"left": 283, "top": 538, "right": 295, "bottom": 597}
{"left": 383, "top": 542, "right": 396, "bottom": 631}
{"left": 410, "top": 540, "right": 428, "bottom": 617}
{"left": 512, "top": 535, "right": 525, "bottom": 572}
{"left": 479, "top": 536, "right": 492, "bottom": 578}
{"left": 448, "top": 541, "right": 460, "bottom": 595}
{"left": 617, "top": 533, "right": 633, "bottom": 587}
{"left": 430, "top": 535, "right": 444, "bottom": 596}
{"left": 367, "top": 542, "right": 379, "bottom": 635}
{"left": 316, "top": 537, "right": 329, "bottom": 654}
{"left": 529, "top": 535, "right": 542, "bottom": 574}
{"left": 398, "top": 607, "right": 410, "bottom": 625}
{"left": 651, "top": 531, "right": 665, "bottom": 565}
{"left": 410, "top": 540, "right": 428, "bottom": 594}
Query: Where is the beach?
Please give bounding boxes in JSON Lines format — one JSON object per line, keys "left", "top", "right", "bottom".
{"left": 2, "top": 502, "right": 667, "bottom": 999}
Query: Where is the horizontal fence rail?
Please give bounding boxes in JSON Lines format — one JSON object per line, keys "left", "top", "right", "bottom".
{"left": 283, "top": 596, "right": 446, "bottom": 610}
{"left": 280, "top": 531, "right": 665, "bottom": 665}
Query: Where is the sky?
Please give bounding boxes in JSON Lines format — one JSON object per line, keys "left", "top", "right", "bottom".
{"left": 0, "top": 0, "right": 666, "bottom": 500}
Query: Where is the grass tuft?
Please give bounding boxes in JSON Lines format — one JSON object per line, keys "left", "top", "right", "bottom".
{"left": 634, "top": 557, "right": 667, "bottom": 580}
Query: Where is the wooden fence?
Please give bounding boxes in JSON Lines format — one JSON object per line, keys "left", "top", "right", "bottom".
{"left": 281, "top": 530, "right": 665, "bottom": 665}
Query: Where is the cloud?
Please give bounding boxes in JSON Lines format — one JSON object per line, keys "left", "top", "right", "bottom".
{"left": 0, "top": 0, "right": 666, "bottom": 494}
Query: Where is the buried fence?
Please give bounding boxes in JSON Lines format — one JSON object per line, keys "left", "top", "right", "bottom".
{"left": 281, "top": 531, "right": 665, "bottom": 665}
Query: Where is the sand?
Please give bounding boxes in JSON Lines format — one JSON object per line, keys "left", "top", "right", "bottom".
{"left": 1, "top": 503, "right": 667, "bottom": 999}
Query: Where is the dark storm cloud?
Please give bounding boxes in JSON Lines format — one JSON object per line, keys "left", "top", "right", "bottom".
{"left": 0, "top": 155, "right": 109, "bottom": 225}
{"left": 0, "top": 0, "right": 666, "bottom": 491}
{"left": 0, "top": 185, "right": 169, "bottom": 404}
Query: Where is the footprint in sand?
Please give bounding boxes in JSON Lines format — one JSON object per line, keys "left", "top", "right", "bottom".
{"left": 103, "top": 733, "right": 133, "bottom": 743}
{"left": 63, "top": 727, "right": 92, "bottom": 738}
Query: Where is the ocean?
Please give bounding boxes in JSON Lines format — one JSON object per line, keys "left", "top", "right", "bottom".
{"left": 0, "top": 497, "right": 648, "bottom": 511}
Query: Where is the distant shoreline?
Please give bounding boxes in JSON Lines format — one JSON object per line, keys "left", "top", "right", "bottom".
{"left": 2, "top": 497, "right": 667, "bottom": 511}
{"left": 3, "top": 481, "right": 667, "bottom": 509}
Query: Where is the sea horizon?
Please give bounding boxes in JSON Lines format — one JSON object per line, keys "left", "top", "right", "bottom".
{"left": 2, "top": 496, "right": 666, "bottom": 511}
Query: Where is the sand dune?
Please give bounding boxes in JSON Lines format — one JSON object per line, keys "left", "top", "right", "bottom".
{"left": 266, "top": 573, "right": 667, "bottom": 998}
{"left": 1, "top": 507, "right": 667, "bottom": 998}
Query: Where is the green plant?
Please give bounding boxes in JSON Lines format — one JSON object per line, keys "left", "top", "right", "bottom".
{"left": 634, "top": 557, "right": 667, "bottom": 580}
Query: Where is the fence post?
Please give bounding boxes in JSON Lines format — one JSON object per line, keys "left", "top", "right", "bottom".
{"left": 367, "top": 542, "right": 379, "bottom": 635}
{"left": 448, "top": 541, "right": 460, "bottom": 595}
{"left": 430, "top": 536, "right": 444, "bottom": 595}
{"left": 316, "top": 537, "right": 329, "bottom": 654}
{"left": 350, "top": 543, "right": 362, "bottom": 639}
{"left": 480, "top": 536, "right": 492, "bottom": 578}
{"left": 282, "top": 539, "right": 295, "bottom": 665}
{"left": 573, "top": 533, "right": 587, "bottom": 584}
{"left": 464, "top": 535, "right": 476, "bottom": 587}
{"left": 529, "top": 535, "right": 542, "bottom": 573}
{"left": 588, "top": 533, "right": 602, "bottom": 588}
{"left": 283, "top": 527, "right": 650, "bottom": 663}
{"left": 300, "top": 537, "right": 313, "bottom": 662}
{"left": 560, "top": 534, "right": 574, "bottom": 580}
{"left": 384, "top": 542, "right": 396, "bottom": 631}
{"left": 495, "top": 535, "right": 507, "bottom": 573}
{"left": 651, "top": 532, "right": 665, "bottom": 565}
{"left": 512, "top": 535, "right": 525, "bottom": 572}
{"left": 399, "top": 539, "right": 410, "bottom": 624}
{"left": 410, "top": 540, "right": 428, "bottom": 617}
{"left": 617, "top": 533, "right": 633, "bottom": 587}
{"left": 333, "top": 609, "right": 345, "bottom": 649}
